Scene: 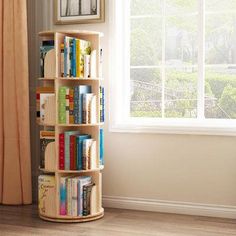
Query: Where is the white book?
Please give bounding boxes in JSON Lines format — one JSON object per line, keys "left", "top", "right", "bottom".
{"left": 90, "top": 95, "right": 97, "bottom": 124}
{"left": 71, "top": 178, "right": 78, "bottom": 216}
{"left": 90, "top": 50, "right": 97, "bottom": 78}
{"left": 84, "top": 55, "right": 90, "bottom": 78}
{"left": 83, "top": 93, "right": 94, "bottom": 124}
{"left": 66, "top": 178, "right": 72, "bottom": 216}
{"left": 90, "top": 140, "right": 97, "bottom": 169}
{"left": 83, "top": 139, "right": 93, "bottom": 170}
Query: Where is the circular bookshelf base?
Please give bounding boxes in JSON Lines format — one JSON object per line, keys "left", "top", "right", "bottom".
{"left": 39, "top": 211, "right": 104, "bottom": 223}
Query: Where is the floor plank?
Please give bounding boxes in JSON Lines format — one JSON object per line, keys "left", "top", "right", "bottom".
{"left": 0, "top": 205, "right": 236, "bottom": 236}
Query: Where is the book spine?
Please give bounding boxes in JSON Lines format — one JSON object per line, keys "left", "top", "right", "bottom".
{"left": 70, "top": 135, "right": 76, "bottom": 170}
{"left": 64, "top": 38, "right": 68, "bottom": 77}
{"left": 60, "top": 177, "right": 67, "bottom": 215}
{"left": 66, "top": 88, "right": 70, "bottom": 124}
{"left": 83, "top": 186, "right": 88, "bottom": 216}
{"left": 58, "top": 87, "right": 67, "bottom": 124}
{"left": 65, "top": 133, "right": 70, "bottom": 170}
{"left": 84, "top": 55, "right": 90, "bottom": 79}
{"left": 76, "top": 39, "right": 80, "bottom": 77}
{"left": 90, "top": 95, "right": 97, "bottom": 124}
{"left": 90, "top": 50, "right": 97, "bottom": 78}
{"left": 36, "top": 90, "right": 40, "bottom": 122}
{"left": 82, "top": 140, "right": 90, "bottom": 170}
{"left": 76, "top": 137, "right": 82, "bottom": 170}
{"left": 59, "top": 133, "right": 65, "bottom": 170}
{"left": 69, "top": 88, "right": 74, "bottom": 124}
{"left": 72, "top": 38, "right": 76, "bottom": 77}
{"left": 74, "top": 86, "right": 79, "bottom": 124}
{"left": 100, "top": 128, "right": 104, "bottom": 166}
{"left": 67, "top": 178, "right": 72, "bottom": 216}
{"left": 71, "top": 178, "right": 78, "bottom": 216}
{"left": 69, "top": 39, "right": 73, "bottom": 77}
{"left": 90, "top": 140, "right": 97, "bottom": 169}
{"left": 60, "top": 43, "right": 64, "bottom": 77}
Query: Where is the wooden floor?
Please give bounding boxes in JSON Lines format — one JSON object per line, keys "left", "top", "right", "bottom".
{"left": 0, "top": 205, "right": 236, "bottom": 236}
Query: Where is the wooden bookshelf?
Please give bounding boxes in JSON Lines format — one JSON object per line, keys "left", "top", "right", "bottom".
{"left": 37, "top": 31, "right": 104, "bottom": 223}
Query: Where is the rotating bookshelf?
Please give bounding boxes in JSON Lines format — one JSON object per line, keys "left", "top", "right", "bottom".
{"left": 37, "top": 31, "right": 104, "bottom": 223}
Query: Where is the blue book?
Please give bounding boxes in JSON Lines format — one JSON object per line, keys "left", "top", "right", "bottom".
{"left": 60, "top": 177, "right": 67, "bottom": 215}
{"left": 64, "top": 131, "right": 80, "bottom": 170}
{"left": 76, "top": 134, "right": 91, "bottom": 170}
{"left": 72, "top": 38, "right": 76, "bottom": 77}
{"left": 74, "top": 85, "right": 92, "bottom": 124}
{"left": 100, "top": 128, "right": 104, "bottom": 166}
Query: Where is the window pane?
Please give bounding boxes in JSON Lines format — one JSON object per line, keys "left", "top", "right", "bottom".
{"left": 130, "top": 68, "right": 162, "bottom": 117}
{"left": 206, "top": 0, "right": 236, "bottom": 12}
{"left": 130, "top": 0, "right": 161, "bottom": 16}
{"left": 131, "top": 18, "right": 162, "bottom": 66}
{"left": 165, "top": 67, "right": 197, "bottom": 118}
{"left": 166, "top": 16, "right": 198, "bottom": 65}
{"left": 205, "top": 14, "right": 236, "bottom": 64}
{"left": 166, "top": 0, "right": 198, "bottom": 16}
{"left": 205, "top": 66, "right": 236, "bottom": 119}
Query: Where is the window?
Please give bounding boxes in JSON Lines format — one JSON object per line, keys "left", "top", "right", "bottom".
{"left": 110, "top": 0, "right": 236, "bottom": 134}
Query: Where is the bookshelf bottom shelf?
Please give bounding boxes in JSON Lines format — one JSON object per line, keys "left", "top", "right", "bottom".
{"left": 39, "top": 208, "right": 104, "bottom": 223}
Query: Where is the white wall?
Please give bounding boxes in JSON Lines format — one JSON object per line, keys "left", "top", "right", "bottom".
{"left": 32, "top": 0, "right": 236, "bottom": 218}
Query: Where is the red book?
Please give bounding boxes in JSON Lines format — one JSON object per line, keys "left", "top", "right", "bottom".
{"left": 70, "top": 135, "right": 76, "bottom": 170}
{"left": 59, "top": 133, "right": 65, "bottom": 170}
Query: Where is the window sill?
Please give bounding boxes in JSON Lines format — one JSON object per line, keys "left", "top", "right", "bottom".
{"left": 110, "top": 118, "right": 236, "bottom": 136}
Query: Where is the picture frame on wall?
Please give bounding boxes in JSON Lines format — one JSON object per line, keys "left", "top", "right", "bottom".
{"left": 54, "top": 0, "right": 105, "bottom": 24}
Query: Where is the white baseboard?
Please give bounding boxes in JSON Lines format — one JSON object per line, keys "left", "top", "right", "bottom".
{"left": 103, "top": 195, "right": 236, "bottom": 219}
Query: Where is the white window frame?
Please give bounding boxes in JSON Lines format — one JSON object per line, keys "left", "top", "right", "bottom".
{"left": 109, "top": 0, "right": 236, "bottom": 136}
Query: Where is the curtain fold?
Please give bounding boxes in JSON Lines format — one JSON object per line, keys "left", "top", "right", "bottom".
{"left": 0, "top": 0, "right": 32, "bottom": 204}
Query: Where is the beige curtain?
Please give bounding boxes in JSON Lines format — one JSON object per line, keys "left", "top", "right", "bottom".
{"left": 0, "top": 0, "right": 32, "bottom": 204}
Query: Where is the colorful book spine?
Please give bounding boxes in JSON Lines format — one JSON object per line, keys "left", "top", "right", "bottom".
{"left": 60, "top": 43, "right": 64, "bottom": 77}
{"left": 72, "top": 38, "right": 76, "bottom": 77}
{"left": 83, "top": 183, "right": 95, "bottom": 216}
{"left": 82, "top": 93, "right": 94, "bottom": 124}
{"left": 82, "top": 139, "right": 93, "bottom": 170}
{"left": 78, "top": 176, "right": 92, "bottom": 216}
{"left": 76, "top": 134, "right": 91, "bottom": 170}
{"left": 60, "top": 177, "right": 67, "bottom": 215}
{"left": 76, "top": 39, "right": 80, "bottom": 77}
{"left": 69, "top": 88, "right": 74, "bottom": 124}
{"left": 66, "top": 88, "right": 70, "bottom": 124}
{"left": 70, "top": 135, "right": 76, "bottom": 170}
{"left": 59, "top": 133, "right": 65, "bottom": 170}
{"left": 100, "top": 128, "right": 104, "bottom": 166}
{"left": 58, "top": 87, "right": 67, "bottom": 124}
{"left": 64, "top": 37, "right": 68, "bottom": 77}
{"left": 99, "top": 86, "right": 105, "bottom": 122}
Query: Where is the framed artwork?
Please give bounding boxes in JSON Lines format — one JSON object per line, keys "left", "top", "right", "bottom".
{"left": 54, "top": 0, "right": 105, "bottom": 24}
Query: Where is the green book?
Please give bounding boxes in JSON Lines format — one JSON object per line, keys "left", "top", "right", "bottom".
{"left": 58, "top": 86, "right": 67, "bottom": 124}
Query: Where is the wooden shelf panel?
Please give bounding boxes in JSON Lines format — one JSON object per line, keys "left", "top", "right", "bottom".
{"left": 39, "top": 208, "right": 104, "bottom": 223}
{"left": 57, "top": 123, "right": 104, "bottom": 127}
{"left": 57, "top": 166, "right": 104, "bottom": 173}
{"left": 38, "top": 30, "right": 104, "bottom": 37}
{"left": 38, "top": 77, "right": 103, "bottom": 81}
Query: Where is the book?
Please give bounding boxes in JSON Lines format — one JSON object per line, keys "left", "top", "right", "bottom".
{"left": 60, "top": 177, "right": 67, "bottom": 215}
{"left": 70, "top": 135, "right": 77, "bottom": 170}
{"left": 99, "top": 86, "right": 105, "bottom": 122}
{"left": 76, "top": 134, "right": 91, "bottom": 170}
{"left": 84, "top": 55, "right": 90, "bottom": 78}
{"left": 64, "top": 131, "right": 80, "bottom": 170}
{"left": 77, "top": 176, "right": 92, "bottom": 216}
{"left": 59, "top": 133, "right": 65, "bottom": 170}
{"left": 40, "top": 131, "right": 55, "bottom": 170}
{"left": 72, "top": 38, "right": 76, "bottom": 77}
{"left": 100, "top": 128, "right": 104, "bottom": 166}
{"left": 74, "top": 85, "right": 91, "bottom": 124}
{"left": 83, "top": 183, "right": 95, "bottom": 216}
{"left": 69, "top": 88, "right": 74, "bottom": 124}
{"left": 90, "top": 140, "right": 97, "bottom": 169}
{"left": 82, "top": 93, "right": 94, "bottom": 124}
{"left": 90, "top": 50, "right": 97, "bottom": 78}
{"left": 90, "top": 95, "right": 97, "bottom": 124}
{"left": 58, "top": 86, "right": 67, "bottom": 124}
{"left": 36, "top": 87, "right": 54, "bottom": 124}
{"left": 60, "top": 43, "right": 64, "bottom": 77}
{"left": 71, "top": 178, "right": 78, "bottom": 216}
{"left": 66, "top": 177, "right": 72, "bottom": 216}
{"left": 66, "top": 88, "right": 70, "bottom": 124}
{"left": 38, "top": 175, "right": 56, "bottom": 217}
{"left": 82, "top": 139, "right": 93, "bottom": 170}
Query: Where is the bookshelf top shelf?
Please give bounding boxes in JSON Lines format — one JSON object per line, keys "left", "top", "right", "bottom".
{"left": 38, "top": 30, "right": 104, "bottom": 37}
{"left": 39, "top": 166, "right": 104, "bottom": 173}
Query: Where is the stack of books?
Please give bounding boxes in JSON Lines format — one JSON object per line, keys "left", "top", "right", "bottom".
{"left": 58, "top": 85, "right": 97, "bottom": 124}
{"left": 60, "top": 176, "right": 95, "bottom": 216}
{"left": 59, "top": 131, "right": 97, "bottom": 171}
{"left": 61, "top": 36, "right": 97, "bottom": 78}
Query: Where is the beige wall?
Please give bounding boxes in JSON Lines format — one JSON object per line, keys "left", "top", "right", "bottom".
{"left": 29, "top": 0, "right": 236, "bottom": 208}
